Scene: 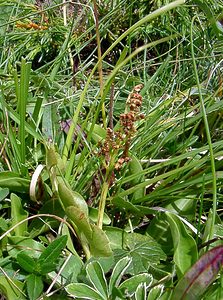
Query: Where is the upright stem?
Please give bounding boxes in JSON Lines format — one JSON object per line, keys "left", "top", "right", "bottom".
{"left": 97, "top": 181, "right": 109, "bottom": 229}
{"left": 190, "top": 17, "right": 217, "bottom": 241}
{"left": 92, "top": 0, "right": 106, "bottom": 129}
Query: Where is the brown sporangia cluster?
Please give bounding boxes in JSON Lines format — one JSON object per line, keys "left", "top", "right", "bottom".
{"left": 89, "top": 84, "right": 144, "bottom": 203}
{"left": 100, "top": 84, "right": 144, "bottom": 170}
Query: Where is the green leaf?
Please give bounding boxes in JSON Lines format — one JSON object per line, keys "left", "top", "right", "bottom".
{"left": 66, "top": 205, "right": 112, "bottom": 257}
{"left": 10, "top": 193, "right": 28, "bottom": 236}
{"left": 146, "top": 213, "right": 173, "bottom": 256}
{"left": 0, "top": 172, "right": 30, "bottom": 193}
{"left": 17, "top": 253, "right": 36, "bottom": 274}
{"left": 66, "top": 283, "right": 105, "bottom": 300}
{"left": 171, "top": 246, "right": 223, "bottom": 300}
{"left": 0, "top": 275, "right": 25, "bottom": 300}
{"left": 42, "top": 104, "right": 55, "bottom": 141}
{"left": 87, "top": 123, "right": 106, "bottom": 143}
{"left": 26, "top": 274, "right": 44, "bottom": 300}
{"left": 108, "top": 256, "right": 132, "bottom": 295}
{"left": 89, "top": 207, "right": 111, "bottom": 225}
{"left": 17, "top": 58, "right": 31, "bottom": 176}
{"left": 86, "top": 261, "right": 108, "bottom": 299}
{"left": 60, "top": 254, "right": 83, "bottom": 283}
{"left": 135, "top": 282, "right": 147, "bottom": 300}
{"left": 128, "top": 154, "right": 145, "bottom": 201}
{"left": 58, "top": 178, "right": 88, "bottom": 216}
{"left": 165, "top": 198, "right": 196, "bottom": 221}
{"left": 90, "top": 224, "right": 113, "bottom": 257}
{"left": 147, "top": 285, "right": 164, "bottom": 300}
{"left": 165, "top": 212, "right": 198, "bottom": 278}
{"left": 104, "top": 226, "right": 125, "bottom": 250}
{"left": 112, "top": 231, "right": 167, "bottom": 275}
{"left": 90, "top": 256, "right": 115, "bottom": 274}
{"left": 119, "top": 273, "right": 153, "bottom": 296}
{"left": 0, "top": 187, "right": 9, "bottom": 201}
{"left": 7, "top": 236, "right": 45, "bottom": 258}
{"left": 39, "top": 261, "right": 56, "bottom": 275}
{"left": 39, "top": 235, "right": 67, "bottom": 267}
{"left": 66, "top": 206, "right": 92, "bottom": 240}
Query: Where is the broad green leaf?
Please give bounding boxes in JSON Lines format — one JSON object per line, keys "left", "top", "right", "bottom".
{"left": 90, "top": 224, "right": 113, "bottom": 257}
{"left": 90, "top": 256, "right": 115, "bottom": 274}
{"left": 86, "top": 261, "right": 108, "bottom": 299}
{"left": 39, "top": 235, "right": 67, "bottom": 267}
{"left": 0, "top": 187, "right": 9, "bottom": 201}
{"left": 108, "top": 256, "right": 132, "bottom": 295}
{"left": 0, "top": 275, "right": 25, "bottom": 300}
{"left": 104, "top": 226, "right": 127, "bottom": 250}
{"left": 115, "top": 231, "right": 167, "bottom": 275}
{"left": 66, "top": 206, "right": 92, "bottom": 241}
{"left": 7, "top": 236, "right": 45, "bottom": 258}
{"left": 86, "top": 123, "right": 106, "bottom": 143}
{"left": 146, "top": 213, "right": 173, "bottom": 255}
{"left": 171, "top": 246, "right": 223, "bottom": 300}
{"left": 10, "top": 193, "right": 28, "bottom": 236}
{"left": 89, "top": 207, "right": 111, "bottom": 225}
{"left": 67, "top": 206, "right": 112, "bottom": 257}
{"left": 58, "top": 179, "right": 89, "bottom": 216}
{"left": 148, "top": 265, "right": 171, "bottom": 281}
{"left": 60, "top": 254, "right": 83, "bottom": 283}
{"left": 165, "top": 198, "right": 196, "bottom": 221}
{"left": 166, "top": 212, "right": 198, "bottom": 278}
{"left": 119, "top": 273, "right": 153, "bottom": 296}
{"left": 128, "top": 154, "right": 145, "bottom": 201}
{"left": 39, "top": 261, "right": 57, "bottom": 275}
{"left": 135, "top": 282, "right": 147, "bottom": 300}
{"left": 147, "top": 285, "right": 164, "bottom": 300}
{"left": 26, "top": 274, "right": 44, "bottom": 300}
{"left": 0, "top": 172, "right": 30, "bottom": 193}
{"left": 42, "top": 104, "right": 54, "bottom": 141}
{"left": 17, "top": 253, "right": 36, "bottom": 274}
{"left": 66, "top": 283, "right": 105, "bottom": 300}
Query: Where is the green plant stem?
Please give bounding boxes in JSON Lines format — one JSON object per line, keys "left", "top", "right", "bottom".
{"left": 190, "top": 16, "right": 217, "bottom": 241}
{"left": 97, "top": 181, "right": 109, "bottom": 229}
{"left": 18, "top": 58, "right": 31, "bottom": 176}
{"left": 92, "top": 0, "right": 106, "bottom": 129}
{"left": 62, "top": 0, "right": 185, "bottom": 164}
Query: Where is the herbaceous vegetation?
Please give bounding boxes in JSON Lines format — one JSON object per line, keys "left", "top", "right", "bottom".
{"left": 0, "top": 0, "right": 223, "bottom": 299}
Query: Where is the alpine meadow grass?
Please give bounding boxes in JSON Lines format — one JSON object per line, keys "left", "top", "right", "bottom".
{"left": 0, "top": 0, "right": 223, "bottom": 299}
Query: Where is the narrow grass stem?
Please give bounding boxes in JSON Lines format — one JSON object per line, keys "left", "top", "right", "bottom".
{"left": 92, "top": 0, "right": 106, "bottom": 129}
{"left": 190, "top": 16, "right": 217, "bottom": 241}
{"left": 18, "top": 58, "right": 31, "bottom": 176}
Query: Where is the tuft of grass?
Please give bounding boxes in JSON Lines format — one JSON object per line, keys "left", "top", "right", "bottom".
{"left": 0, "top": 0, "right": 223, "bottom": 299}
